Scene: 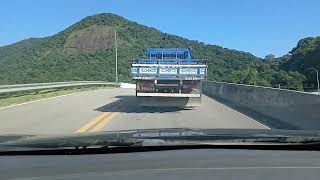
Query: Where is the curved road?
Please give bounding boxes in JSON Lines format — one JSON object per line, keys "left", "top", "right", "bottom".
{"left": 0, "top": 88, "right": 269, "bottom": 135}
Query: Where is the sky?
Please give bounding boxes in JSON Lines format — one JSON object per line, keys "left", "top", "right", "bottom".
{"left": 0, "top": 0, "right": 319, "bottom": 58}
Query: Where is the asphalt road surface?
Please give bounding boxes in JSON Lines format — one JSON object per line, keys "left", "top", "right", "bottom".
{"left": 0, "top": 88, "right": 269, "bottom": 135}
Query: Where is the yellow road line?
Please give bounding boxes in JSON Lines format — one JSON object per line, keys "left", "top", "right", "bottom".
{"left": 75, "top": 103, "right": 123, "bottom": 133}
{"left": 89, "top": 104, "right": 127, "bottom": 132}
{"left": 75, "top": 112, "right": 112, "bottom": 133}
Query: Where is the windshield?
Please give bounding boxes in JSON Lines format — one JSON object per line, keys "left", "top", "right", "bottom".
{"left": 0, "top": 0, "right": 319, "bottom": 150}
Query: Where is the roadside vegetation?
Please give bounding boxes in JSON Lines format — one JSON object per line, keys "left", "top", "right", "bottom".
{"left": 0, "top": 85, "right": 115, "bottom": 108}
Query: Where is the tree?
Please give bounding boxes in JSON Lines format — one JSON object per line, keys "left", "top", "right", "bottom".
{"left": 240, "top": 68, "right": 257, "bottom": 85}
{"left": 264, "top": 54, "right": 276, "bottom": 61}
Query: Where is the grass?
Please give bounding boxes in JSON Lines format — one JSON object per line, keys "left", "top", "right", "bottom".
{"left": 0, "top": 85, "right": 116, "bottom": 108}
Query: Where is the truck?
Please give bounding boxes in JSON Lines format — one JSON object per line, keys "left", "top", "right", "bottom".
{"left": 131, "top": 48, "right": 208, "bottom": 107}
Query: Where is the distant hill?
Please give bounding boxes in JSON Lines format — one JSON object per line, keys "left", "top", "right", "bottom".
{"left": 279, "top": 37, "right": 320, "bottom": 89}
{"left": 0, "top": 13, "right": 316, "bottom": 91}
{"left": 0, "top": 13, "right": 260, "bottom": 84}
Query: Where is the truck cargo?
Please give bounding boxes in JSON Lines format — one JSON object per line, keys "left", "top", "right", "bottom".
{"left": 131, "top": 48, "right": 207, "bottom": 107}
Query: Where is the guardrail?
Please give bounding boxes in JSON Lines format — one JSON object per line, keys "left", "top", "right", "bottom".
{"left": 0, "top": 81, "right": 118, "bottom": 94}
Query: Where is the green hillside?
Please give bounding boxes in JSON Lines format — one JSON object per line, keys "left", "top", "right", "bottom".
{"left": 0, "top": 13, "right": 313, "bottom": 91}
{"left": 279, "top": 37, "right": 320, "bottom": 90}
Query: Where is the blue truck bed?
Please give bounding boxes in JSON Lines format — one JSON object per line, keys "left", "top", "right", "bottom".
{"left": 132, "top": 48, "right": 207, "bottom": 80}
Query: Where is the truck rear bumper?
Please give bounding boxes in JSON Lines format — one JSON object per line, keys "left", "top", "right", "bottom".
{"left": 136, "top": 92, "right": 201, "bottom": 98}
{"left": 136, "top": 96, "right": 201, "bottom": 107}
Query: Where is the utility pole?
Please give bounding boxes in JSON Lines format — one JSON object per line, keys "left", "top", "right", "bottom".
{"left": 254, "top": 70, "right": 258, "bottom": 86}
{"left": 114, "top": 30, "right": 118, "bottom": 83}
{"left": 308, "top": 67, "right": 320, "bottom": 94}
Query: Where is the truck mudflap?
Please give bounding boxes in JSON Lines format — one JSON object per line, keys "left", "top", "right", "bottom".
{"left": 136, "top": 96, "right": 201, "bottom": 108}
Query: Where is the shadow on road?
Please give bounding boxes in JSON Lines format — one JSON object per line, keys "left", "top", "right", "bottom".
{"left": 94, "top": 95, "right": 194, "bottom": 113}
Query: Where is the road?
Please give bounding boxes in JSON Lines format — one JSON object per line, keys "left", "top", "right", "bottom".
{"left": 0, "top": 88, "right": 269, "bottom": 135}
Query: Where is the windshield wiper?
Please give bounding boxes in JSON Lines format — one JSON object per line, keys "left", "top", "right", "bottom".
{"left": 1, "top": 128, "right": 320, "bottom": 153}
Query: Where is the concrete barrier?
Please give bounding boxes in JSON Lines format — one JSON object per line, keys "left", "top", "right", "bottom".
{"left": 202, "top": 81, "right": 320, "bottom": 130}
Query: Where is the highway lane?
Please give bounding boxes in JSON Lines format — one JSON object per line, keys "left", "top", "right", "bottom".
{"left": 0, "top": 88, "right": 269, "bottom": 135}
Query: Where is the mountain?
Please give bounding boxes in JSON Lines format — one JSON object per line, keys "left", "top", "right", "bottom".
{"left": 279, "top": 37, "right": 320, "bottom": 89}
{"left": 0, "top": 13, "right": 312, "bottom": 91}
{"left": 0, "top": 13, "right": 260, "bottom": 85}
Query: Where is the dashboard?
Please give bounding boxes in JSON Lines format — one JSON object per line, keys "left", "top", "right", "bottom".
{"left": 1, "top": 149, "right": 320, "bottom": 179}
